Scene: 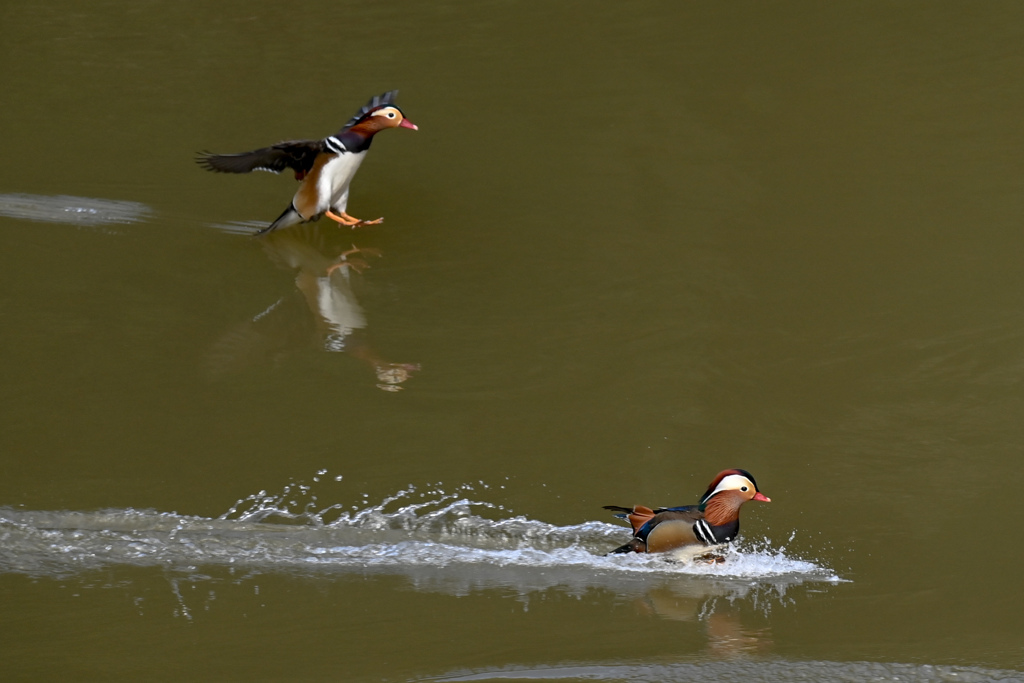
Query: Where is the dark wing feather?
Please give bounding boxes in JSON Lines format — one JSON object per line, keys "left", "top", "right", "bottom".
{"left": 196, "top": 140, "right": 324, "bottom": 175}
{"left": 652, "top": 504, "right": 700, "bottom": 515}
{"left": 648, "top": 507, "right": 703, "bottom": 523}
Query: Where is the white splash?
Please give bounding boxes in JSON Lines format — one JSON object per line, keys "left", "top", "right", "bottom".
{"left": 0, "top": 480, "right": 840, "bottom": 592}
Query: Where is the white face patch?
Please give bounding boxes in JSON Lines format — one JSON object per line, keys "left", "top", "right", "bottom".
{"left": 704, "top": 474, "right": 755, "bottom": 501}
{"left": 371, "top": 107, "right": 402, "bottom": 122}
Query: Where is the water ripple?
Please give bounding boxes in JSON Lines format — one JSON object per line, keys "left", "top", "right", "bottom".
{"left": 0, "top": 193, "right": 150, "bottom": 227}
{"left": 426, "top": 660, "right": 1020, "bottom": 683}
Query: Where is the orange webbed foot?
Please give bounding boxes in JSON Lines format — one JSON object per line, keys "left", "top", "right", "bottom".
{"left": 695, "top": 553, "right": 726, "bottom": 564}
{"left": 325, "top": 209, "right": 384, "bottom": 228}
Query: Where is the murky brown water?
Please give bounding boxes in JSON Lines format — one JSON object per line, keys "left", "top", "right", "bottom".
{"left": 2, "top": 2, "right": 1024, "bottom": 681}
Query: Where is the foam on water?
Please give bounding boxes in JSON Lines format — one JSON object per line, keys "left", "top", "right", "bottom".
{"left": 0, "top": 480, "right": 839, "bottom": 591}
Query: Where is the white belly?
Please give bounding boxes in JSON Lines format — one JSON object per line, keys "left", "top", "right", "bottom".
{"left": 317, "top": 152, "right": 366, "bottom": 213}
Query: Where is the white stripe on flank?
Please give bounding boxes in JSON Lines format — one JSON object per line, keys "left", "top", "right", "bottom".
{"left": 694, "top": 519, "right": 715, "bottom": 545}
{"left": 325, "top": 136, "right": 347, "bottom": 153}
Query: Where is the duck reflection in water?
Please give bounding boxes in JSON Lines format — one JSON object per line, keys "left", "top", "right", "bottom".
{"left": 637, "top": 581, "right": 773, "bottom": 659}
{"left": 208, "top": 224, "right": 419, "bottom": 390}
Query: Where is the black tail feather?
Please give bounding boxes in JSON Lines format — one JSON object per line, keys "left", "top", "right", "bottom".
{"left": 608, "top": 538, "right": 644, "bottom": 555}
{"left": 257, "top": 203, "right": 303, "bottom": 235}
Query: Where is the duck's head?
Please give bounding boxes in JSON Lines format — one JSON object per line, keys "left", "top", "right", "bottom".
{"left": 699, "top": 469, "right": 770, "bottom": 508}
{"left": 343, "top": 91, "right": 418, "bottom": 135}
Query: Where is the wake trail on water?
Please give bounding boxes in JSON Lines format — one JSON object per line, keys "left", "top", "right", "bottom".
{"left": 0, "top": 478, "right": 839, "bottom": 590}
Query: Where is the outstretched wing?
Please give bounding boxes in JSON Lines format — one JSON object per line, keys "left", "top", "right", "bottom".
{"left": 196, "top": 140, "right": 324, "bottom": 176}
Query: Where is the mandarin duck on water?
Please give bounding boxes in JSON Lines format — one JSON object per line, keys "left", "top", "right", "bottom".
{"left": 604, "top": 469, "right": 770, "bottom": 559}
{"left": 197, "top": 90, "right": 417, "bottom": 235}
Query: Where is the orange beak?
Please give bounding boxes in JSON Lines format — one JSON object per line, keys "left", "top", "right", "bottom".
{"left": 400, "top": 118, "right": 418, "bottom": 130}
{"left": 753, "top": 492, "right": 771, "bottom": 502}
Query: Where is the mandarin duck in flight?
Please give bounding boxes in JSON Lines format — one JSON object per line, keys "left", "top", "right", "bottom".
{"left": 197, "top": 90, "right": 417, "bottom": 235}
{"left": 604, "top": 469, "right": 770, "bottom": 555}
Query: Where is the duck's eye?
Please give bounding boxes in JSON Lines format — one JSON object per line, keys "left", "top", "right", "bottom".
{"left": 741, "top": 486, "right": 749, "bottom": 491}
{"left": 387, "top": 112, "right": 396, "bottom": 119}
